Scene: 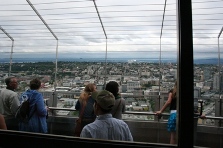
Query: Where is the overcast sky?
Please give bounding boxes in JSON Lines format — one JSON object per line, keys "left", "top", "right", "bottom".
{"left": 0, "top": 0, "right": 223, "bottom": 61}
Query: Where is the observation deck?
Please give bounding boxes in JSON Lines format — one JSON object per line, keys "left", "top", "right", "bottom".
{"left": 0, "top": 0, "right": 223, "bottom": 147}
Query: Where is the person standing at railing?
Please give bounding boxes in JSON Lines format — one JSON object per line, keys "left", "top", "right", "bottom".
{"left": 105, "top": 81, "right": 126, "bottom": 119}
{"left": 194, "top": 100, "right": 206, "bottom": 145}
{"left": 0, "top": 77, "right": 20, "bottom": 130}
{"left": 155, "top": 81, "right": 177, "bottom": 144}
{"left": 80, "top": 90, "right": 133, "bottom": 141}
{"left": 18, "top": 78, "right": 48, "bottom": 133}
{"left": 74, "top": 83, "right": 97, "bottom": 136}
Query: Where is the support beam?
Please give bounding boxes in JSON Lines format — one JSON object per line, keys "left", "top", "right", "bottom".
{"left": 26, "top": 0, "right": 58, "bottom": 89}
{"left": 0, "top": 26, "right": 14, "bottom": 76}
{"left": 218, "top": 26, "right": 223, "bottom": 126}
{"left": 93, "top": 0, "right": 108, "bottom": 88}
{"left": 177, "top": 0, "right": 194, "bottom": 147}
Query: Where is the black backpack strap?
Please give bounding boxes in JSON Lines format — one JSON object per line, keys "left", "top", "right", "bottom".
{"left": 27, "top": 93, "right": 36, "bottom": 120}
{"left": 28, "top": 103, "right": 36, "bottom": 120}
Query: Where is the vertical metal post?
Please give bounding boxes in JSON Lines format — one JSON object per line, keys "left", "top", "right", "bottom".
{"left": 177, "top": 0, "right": 194, "bottom": 147}
{"left": 26, "top": 0, "right": 58, "bottom": 92}
{"left": 218, "top": 27, "right": 223, "bottom": 128}
{"left": 104, "top": 39, "right": 108, "bottom": 88}
{"left": 157, "top": 0, "right": 167, "bottom": 143}
{"left": 9, "top": 40, "right": 14, "bottom": 76}
{"left": 55, "top": 40, "right": 59, "bottom": 89}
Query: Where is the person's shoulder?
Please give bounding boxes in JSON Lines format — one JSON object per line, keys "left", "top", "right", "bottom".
{"left": 112, "top": 117, "right": 125, "bottom": 123}
{"left": 3, "top": 89, "right": 14, "bottom": 93}
{"left": 8, "top": 90, "right": 18, "bottom": 97}
{"left": 115, "top": 118, "right": 129, "bottom": 126}
{"left": 0, "top": 88, "right": 6, "bottom": 91}
{"left": 83, "top": 121, "right": 97, "bottom": 129}
{"left": 30, "top": 90, "right": 42, "bottom": 96}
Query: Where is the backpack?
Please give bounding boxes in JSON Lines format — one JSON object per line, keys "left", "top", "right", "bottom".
{"left": 15, "top": 94, "right": 35, "bottom": 123}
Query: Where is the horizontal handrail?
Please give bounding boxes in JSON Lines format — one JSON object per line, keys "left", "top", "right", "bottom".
{"left": 48, "top": 107, "right": 223, "bottom": 120}
{"left": 204, "top": 116, "right": 223, "bottom": 120}
{"left": 49, "top": 107, "right": 76, "bottom": 111}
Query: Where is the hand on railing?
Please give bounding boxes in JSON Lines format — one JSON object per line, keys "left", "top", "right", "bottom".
{"left": 199, "top": 114, "right": 206, "bottom": 119}
{"left": 45, "top": 106, "right": 50, "bottom": 111}
{"left": 155, "top": 111, "right": 163, "bottom": 119}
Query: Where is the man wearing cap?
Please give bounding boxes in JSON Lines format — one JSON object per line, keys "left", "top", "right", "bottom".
{"left": 80, "top": 90, "right": 133, "bottom": 141}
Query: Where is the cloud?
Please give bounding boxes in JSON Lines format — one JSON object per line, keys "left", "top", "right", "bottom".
{"left": 0, "top": 0, "right": 223, "bottom": 60}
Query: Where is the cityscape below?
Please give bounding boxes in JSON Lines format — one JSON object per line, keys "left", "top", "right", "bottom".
{"left": 0, "top": 59, "right": 218, "bottom": 125}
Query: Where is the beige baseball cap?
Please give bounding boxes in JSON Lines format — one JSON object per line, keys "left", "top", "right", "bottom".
{"left": 91, "top": 90, "right": 115, "bottom": 110}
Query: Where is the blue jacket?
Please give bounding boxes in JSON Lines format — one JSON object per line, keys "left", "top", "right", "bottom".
{"left": 19, "top": 89, "right": 48, "bottom": 133}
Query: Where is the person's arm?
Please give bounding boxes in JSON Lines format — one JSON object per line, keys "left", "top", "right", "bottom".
{"left": 36, "top": 93, "right": 47, "bottom": 116}
{"left": 0, "top": 114, "right": 7, "bottom": 130}
{"left": 10, "top": 93, "right": 20, "bottom": 115}
{"left": 156, "top": 92, "right": 173, "bottom": 115}
{"left": 75, "top": 100, "right": 80, "bottom": 110}
{"left": 200, "top": 114, "right": 206, "bottom": 119}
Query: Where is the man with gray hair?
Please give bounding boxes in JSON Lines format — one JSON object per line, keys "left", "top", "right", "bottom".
{"left": 0, "top": 77, "right": 20, "bottom": 130}
{"left": 80, "top": 90, "right": 133, "bottom": 141}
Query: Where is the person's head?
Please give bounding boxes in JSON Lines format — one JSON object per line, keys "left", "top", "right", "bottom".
{"left": 105, "top": 81, "right": 119, "bottom": 97}
{"left": 29, "top": 78, "right": 41, "bottom": 90}
{"left": 91, "top": 90, "right": 115, "bottom": 115}
{"left": 5, "top": 77, "right": 18, "bottom": 90}
{"left": 79, "top": 83, "right": 97, "bottom": 103}
{"left": 84, "top": 83, "right": 97, "bottom": 95}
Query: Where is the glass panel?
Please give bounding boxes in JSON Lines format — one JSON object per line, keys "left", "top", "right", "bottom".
{"left": 192, "top": 0, "right": 223, "bottom": 147}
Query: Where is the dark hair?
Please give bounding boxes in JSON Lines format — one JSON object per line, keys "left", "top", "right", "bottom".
{"left": 5, "top": 77, "right": 14, "bottom": 86}
{"left": 30, "top": 78, "right": 41, "bottom": 90}
{"left": 105, "top": 81, "right": 119, "bottom": 97}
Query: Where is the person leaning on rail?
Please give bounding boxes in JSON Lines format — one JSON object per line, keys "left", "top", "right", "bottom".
{"left": 155, "top": 81, "right": 177, "bottom": 144}
{"left": 80, "top": 90, "right": 133, "bottom": 141}
{"left": 74, "top": 83, "right": 97, "bottom": 137}
{"left": 0, "top": 77, "right": 20, "bottom": 130}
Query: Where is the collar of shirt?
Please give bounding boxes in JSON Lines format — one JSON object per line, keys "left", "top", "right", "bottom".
{"left": 97, "top": 114, "right": 113, "bottom": 120}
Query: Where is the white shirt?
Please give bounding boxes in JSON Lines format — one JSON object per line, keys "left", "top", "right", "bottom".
{"left": 80, "top": 113, "right": 133, "bottom": 141}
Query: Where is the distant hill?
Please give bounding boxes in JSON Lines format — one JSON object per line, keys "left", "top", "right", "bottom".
{"left": 194, "top": 58, "right": 218, "bottom": 64}
{"left": 0, "top": 57, "right": 219, "bottom": 64}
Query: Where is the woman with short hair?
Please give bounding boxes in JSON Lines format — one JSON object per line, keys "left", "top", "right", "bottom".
{"left": 18, "top": 78, "right": 48, "bottom": 133}
{"left": 105, "top": 81, "right": 126, "bottom": 119}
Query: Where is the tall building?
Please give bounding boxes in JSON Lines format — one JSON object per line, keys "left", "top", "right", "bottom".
{"left": 213, "top": 73, "right": 223, "bottom": 91}
{"left": 203, "top": 67, "right": 212, "bottom": 81}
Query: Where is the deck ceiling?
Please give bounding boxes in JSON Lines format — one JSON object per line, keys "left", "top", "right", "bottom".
{"left": 0, "top": 0, "right": 222, "bottom": 61}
